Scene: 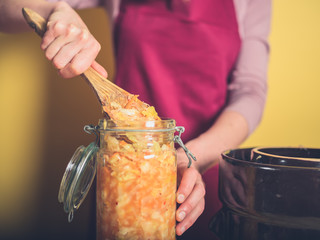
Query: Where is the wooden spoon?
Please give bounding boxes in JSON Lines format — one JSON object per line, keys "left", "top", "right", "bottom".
{"left": 22, "top": 7, "right": 149, "bottom": 118}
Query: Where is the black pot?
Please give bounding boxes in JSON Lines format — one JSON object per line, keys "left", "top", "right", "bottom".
{"left": 251, "top": 147, "right": 320, "bottom": 168}
{"left": 210, "top": 148, "right": 320, "bottom": 240}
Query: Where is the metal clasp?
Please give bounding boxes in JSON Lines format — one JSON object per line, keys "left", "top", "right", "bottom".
{"left": 174, "top": 126, "right": 197, "bottom": 168}
{"left": 84, "top": 124, "right": 99, "bottom": 144}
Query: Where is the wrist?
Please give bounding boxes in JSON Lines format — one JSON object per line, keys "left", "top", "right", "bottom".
{"left": 177, "top": 136, "right": 220, "bottom": 174}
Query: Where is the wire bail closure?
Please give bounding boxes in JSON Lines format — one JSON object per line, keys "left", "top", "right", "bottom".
{"left": 58, "top": 125, "right": 99, "bottom": 223}
{"left": 174, "top": 126, "right": 197, "bottom": 168}
{"left": 84, "top": 124, "right": 100, "bottom": 144}
{"left": 84, "top": 124, "right": 196, "bottom": 167}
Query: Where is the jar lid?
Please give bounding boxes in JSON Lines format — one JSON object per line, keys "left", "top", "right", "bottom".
{"left": 58, "top": 141, "right": 98, "bottom": 222}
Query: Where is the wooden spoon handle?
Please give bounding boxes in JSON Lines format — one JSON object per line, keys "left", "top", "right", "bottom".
{"left": 21, "top": 7, "right": 130, "bottom": 118}
{"left": 22, "top": 7, "right": 106, "bottom": 85}
{"left": 22, "top": 8, "right": 47, "bottom": 37}
{"left": 21, "top": 7, "right": 106, "bottom": 103}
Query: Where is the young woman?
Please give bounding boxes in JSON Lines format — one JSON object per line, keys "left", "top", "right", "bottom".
{"left": 0, "top": 0, "right": 271, "bottom": 238}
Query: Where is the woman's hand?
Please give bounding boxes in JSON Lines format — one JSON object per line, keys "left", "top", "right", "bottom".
{"left": 175, "top": 148, "right": 206, "bottom": 236}
{"left": 40, "top": 1, "right": 107, "bottom": 78}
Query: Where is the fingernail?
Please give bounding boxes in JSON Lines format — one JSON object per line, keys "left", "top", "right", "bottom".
{"left": 178, "top": 211, "right": 186, "bottom": 221}
{"left": 177, "top": 194, "right": 185, "bottom": 203}
{"left": 180, "top": 226, "right": 185, "bottom": 234}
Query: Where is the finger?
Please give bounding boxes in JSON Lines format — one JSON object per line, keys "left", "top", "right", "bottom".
{"left": 44, "top": 25, "right": 83, "bottom": 62}
{"left": 176, "top": 167, "right": 198, "bottom": 204}
{"left": 41, "top": 21, "right": 67, "bottom": 50}
{"left": 91, "top": 61, "right": 108, "bottom": 78}
{"left": 176, "top": 177, "right": 205, "bottom": 222}
{"left": 176, "top": 198, "right": 205, "bottom": 236}
{"left": 58, "top": 40, "right": 101, "bottom": 78}
{"left": 50, "top": 30, "right": 89, "bottom": 70}
{"left": 45, "top": 36, "right": 76, "bottom": 66}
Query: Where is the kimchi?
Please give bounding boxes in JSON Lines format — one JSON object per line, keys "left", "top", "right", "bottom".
{"left": 96, "top": 95, "right": 177, "bottom": 240}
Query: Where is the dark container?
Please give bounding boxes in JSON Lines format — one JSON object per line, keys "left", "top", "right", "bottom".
{"left": 210, "top": 148, "right": 320, "bottom": 240}
{"left": 251, "top": 147, "right": 320, "bottom": 168}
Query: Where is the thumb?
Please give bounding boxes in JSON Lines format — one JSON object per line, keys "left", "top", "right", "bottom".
{"left": 91, "top": 60, "right": 108, "bottom": 78}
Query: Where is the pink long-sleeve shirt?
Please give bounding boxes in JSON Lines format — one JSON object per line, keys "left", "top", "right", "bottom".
{"left": 48, "top": 0, "right": 271, "bottom": 134}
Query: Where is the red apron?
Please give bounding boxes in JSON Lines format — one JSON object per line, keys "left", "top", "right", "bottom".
{"left": 114, "top": 0, "right": 241, "bottom": 238}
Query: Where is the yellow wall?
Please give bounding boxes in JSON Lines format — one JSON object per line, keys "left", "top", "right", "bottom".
{"left": 1, "top": 1, "right": 320, "bottom": 239}
{"left": 0, "top": 8, "right": 114, "bottom": 239}
{"left": 243, "top": 0, "right": 320, "bottom": 148}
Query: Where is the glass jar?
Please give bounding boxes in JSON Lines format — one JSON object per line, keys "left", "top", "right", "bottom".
{"left": 97, "top": 118, "right": 177, "bottom": 239}
{"left": 58, "top": 118, "right": 196, "bottom": 240}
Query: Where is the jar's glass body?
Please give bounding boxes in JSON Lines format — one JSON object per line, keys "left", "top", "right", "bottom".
{"left": 96, "top": 119, "right": 177, "bottom": 240}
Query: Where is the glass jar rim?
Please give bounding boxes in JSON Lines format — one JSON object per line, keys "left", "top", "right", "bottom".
{"left": 98, "top": 118, "right": 176, "bottom": 132}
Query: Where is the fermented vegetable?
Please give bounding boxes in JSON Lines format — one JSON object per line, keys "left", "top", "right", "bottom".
{"left": 97, "top": 95, "right": 176, "bottom": 240}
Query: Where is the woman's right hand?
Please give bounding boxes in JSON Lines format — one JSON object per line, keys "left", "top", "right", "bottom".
{"left": 40, "top": 1, "right": 107, "bottom": 78}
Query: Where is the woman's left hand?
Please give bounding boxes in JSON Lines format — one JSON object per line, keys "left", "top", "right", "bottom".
{"left": 175, "top": 148, "right": 206, "bottom": 236}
